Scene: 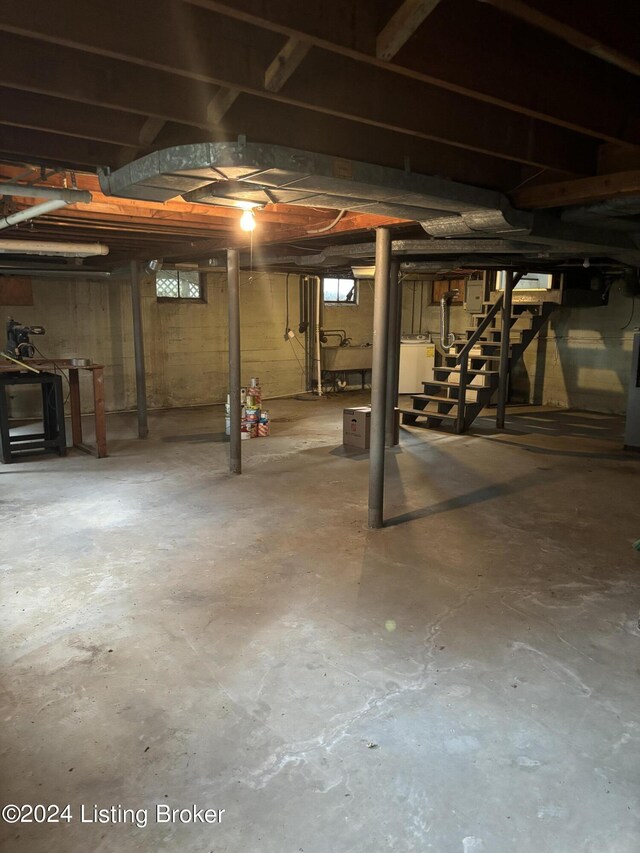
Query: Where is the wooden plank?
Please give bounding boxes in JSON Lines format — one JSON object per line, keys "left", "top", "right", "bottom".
{"left": 92, "top": 367, "right": 107, "bottom": 458}
{"left": 513, "top": 170, "right": 640, "bottom": 209}
{"left": 68, "top": 367, "right": 83, "bottom": 447}
{"left": 0, "top": 6, "right": 602, "bottom": 170}
{"left": 206, "top": 87, "right": 240, "bottom": 123}
{"left": 480, "top": 0, "right": 640, "bottom": 77}
{"left": 0, "top": 277, "right": 33, "bottom": 305}
{"left": 377, "top": 0, "right": 441, "bottom": 60}
{"left": 264, "top": 37, "right": 310, "bottom": 91}
{"left": 182, "top": 0, "right": 640, "bottom": 144}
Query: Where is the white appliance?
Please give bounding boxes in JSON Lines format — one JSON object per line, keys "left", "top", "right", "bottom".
{"left": 399, "top": 336, "right": 435, "bottom": 393}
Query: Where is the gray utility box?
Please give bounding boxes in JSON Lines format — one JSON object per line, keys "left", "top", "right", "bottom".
{"left": 343, "top": 407, "right": 371, "bottom": 449}
{"left": 465, "top": 280, "right": 484, "bottom": 313}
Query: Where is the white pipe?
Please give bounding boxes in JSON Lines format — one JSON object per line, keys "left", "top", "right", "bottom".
{"left": 315, "top": 274, "right": 322, "bottom": 396}
{"left": 0, "top": 199, "right": 68, "bottom": 230}
{"left": 0, "top": 182, "right": 91, "bottom": 203}
{"left": 0, "top": 239, "right": 109, "bottom": 257}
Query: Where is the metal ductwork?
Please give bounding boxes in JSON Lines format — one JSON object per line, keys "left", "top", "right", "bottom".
{"left": 98, "top": 142, "right": 640, "bottom": 265}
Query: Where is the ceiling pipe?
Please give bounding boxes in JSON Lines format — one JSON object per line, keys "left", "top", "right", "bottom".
{"left": 0, "top": 183, "right": 92, "bottom": 203}
{"left": 0, "top": 269, "right": 113, "bottom": 278}
{"left": 0, "top": 199, "right": 68, "bottom": 231}
{"left": 0, "top": 183, "right": 93, "bottom": 233}
{"left": 0, "top": 239, "right": 109, "bottom": 257}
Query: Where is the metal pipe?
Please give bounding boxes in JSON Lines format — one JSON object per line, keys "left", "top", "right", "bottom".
{"left": 0, "top": 182, "right": 91, "bottom": 203}
{"left": 496, "top": 270, "right": 514, "bottom": 429}
{"left": 368, "top": 227, "right": 392, "bottom": 529}
{"left": 385, "top": 259, "right": 400, "bottom": 447}
{"left": 0, "top": 239, "right": 109, "bottom": 256}
{"left": 129, "top": 260, "right": 148, "bottom": 439}
{"left": 227, "top": 248, "right": 242, "bottom": 473}
{"left": 315, "top": 274, "right": 322, "bottom": 396}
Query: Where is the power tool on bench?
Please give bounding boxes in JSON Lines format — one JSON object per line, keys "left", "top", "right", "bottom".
{"left": 5, "top": 317, "right": 46, "bottom": 360}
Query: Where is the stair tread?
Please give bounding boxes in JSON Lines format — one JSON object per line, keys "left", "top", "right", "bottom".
{"left": 435, "top": 367, "right": 498, "bottom": 375}
{"left": 398, "top": 407, "right": 458, "bottom": 420}
{"left": 411, "top": 394, "right": 458, "bottom": 403}
{"left": 422, "top": 380, "right": 483, "bottom": 389}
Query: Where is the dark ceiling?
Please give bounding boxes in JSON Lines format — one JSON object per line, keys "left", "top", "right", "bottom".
{"left": 0, "top": 0, "right": 638, "bottom": 268}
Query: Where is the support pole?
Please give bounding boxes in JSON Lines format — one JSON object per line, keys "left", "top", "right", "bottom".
{"left": 227, "top": 248, "right": 242, "bottom": 474}
{"left": 129, "top": 260, "right": 148, "bottom": 439}
{"left": 385, "top": 259, "right": 401, "bottom": 447}
{"left": 368, "top": 227, "right": 392, "bottom": 529}
{"left": 496, "top": 269, "right": 514, "bottom": 429}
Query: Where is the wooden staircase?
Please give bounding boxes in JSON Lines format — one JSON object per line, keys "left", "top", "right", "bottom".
{"left": 398, "top": 299, "right": 557, "bottom": 433}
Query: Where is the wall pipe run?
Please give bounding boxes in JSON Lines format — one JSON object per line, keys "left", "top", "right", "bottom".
{"left": 496, "top": 270, "right": 514, "bottom": 429}
{"left": 368, "top": 227, "right": 392, "bottom": 529}
{"left": 385, "top": 259, "right": 401, "bottom": 447}
{"left": 227, "top": 248, "right": 242, "bottom": 474}
{"left": 129, "top": 260, "right": 148, "bottom": 439}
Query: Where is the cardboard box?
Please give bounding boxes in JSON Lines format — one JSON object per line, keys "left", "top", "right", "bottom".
{"left": 343, "top": 407, "right": 371, "bottom": 449}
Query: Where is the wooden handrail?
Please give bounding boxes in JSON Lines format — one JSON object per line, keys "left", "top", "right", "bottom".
{"left": 456, "top": 293, "right": 503, "bottom": 364}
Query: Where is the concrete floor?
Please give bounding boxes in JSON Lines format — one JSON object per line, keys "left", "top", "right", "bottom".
{"left": 1, "top": 393, "right": 639, "bottom": 852}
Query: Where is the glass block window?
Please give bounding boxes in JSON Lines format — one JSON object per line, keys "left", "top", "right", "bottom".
{"left": 156, "top": 269, "right": 204, "bottom": 300}
{"left": 323, "top": 277, "right": 357, "bottom": 305}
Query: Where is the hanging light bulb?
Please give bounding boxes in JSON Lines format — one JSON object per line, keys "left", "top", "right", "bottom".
{"left": 240, "top": 209, "right": 256, "bottom": 232}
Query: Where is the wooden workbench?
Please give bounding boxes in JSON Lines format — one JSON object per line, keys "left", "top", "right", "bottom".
{"left": 0, "top": 358, "right": 107, "bottom": 458}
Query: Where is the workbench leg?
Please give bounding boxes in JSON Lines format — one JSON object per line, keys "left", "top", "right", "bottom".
{"left": 68, "top": 368, "right": 83, "bottom": 448}
{"left": 92, "top": 368, "right": 107, "bottom": 457}
{"left": 53, "top": 375, "right": 67, "bottom": 456}
{"left": 0, "top": 385, "right": 12, "bottom": 463}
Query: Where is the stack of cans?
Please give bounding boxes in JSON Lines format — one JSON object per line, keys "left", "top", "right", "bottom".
{"left": 226, "top": 379, "right": 269, "bottom": 438}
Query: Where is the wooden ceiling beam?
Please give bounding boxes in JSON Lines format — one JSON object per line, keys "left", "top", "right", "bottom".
{"left": 180, "top": 0, "right": 640, "bottom": 144}
{"left": 512, "top": 170, "right": 640, "bottom": 209}
{"left": 0, "top": 34, "right": 523, "bottom": 185}
{"left": 0, "top": 4, "right": 602, "bottom": 171}
{"left": 478, "top": 0, "right": 640, "bottom": 77}
{"left": 377, "top": 0, "right": 441, "bottom": 60}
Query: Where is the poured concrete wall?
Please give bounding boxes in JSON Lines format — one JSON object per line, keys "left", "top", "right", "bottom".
{"left": 1, "top": 271, "right": 377, "bottom": 417}
{"left": 3, "top": 273, "right": 634, "bottom": 418}
{"left": 511, "top": 282, "right": 636, "bottom": 413}
{"left": 399, "top": 278, "right": 636, "bottom": 414}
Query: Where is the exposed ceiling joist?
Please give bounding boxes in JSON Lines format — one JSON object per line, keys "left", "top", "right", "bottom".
{"left": 0, "top": 22, "right": 597, "bottom": 175}
{"left": 264, "top": 37, "right": 311, "bottom": 92}
{"left": 0, "top": 0, "right": 633, "bottom": 164}
{"left": 206, "top": 87, "right": 241, "bottom": 125}
{"left": 180, "top": 0, "right": 640, "bottom": 144}
{"left": 377, "top": 0, "right": 442, "bottom": 60}
{"left": 479, "top": 0, "right": 640, "bottom": 77}
{"left": 513, "top": 170, "right": 640, "bottom": 210}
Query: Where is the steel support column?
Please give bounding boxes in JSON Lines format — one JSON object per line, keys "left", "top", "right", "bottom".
{"left": 129, "top": 260, "right": 148, "bottom": 439}
{"left": 227, "top": 248, "right": 242, "bottom": 474}
{"left": 385, "top": 259, "right": 401, "bottom": 447}
{"left": 368, "top": 227, "right": 392, "bottom": 529}
{"left": 496, "top": 269, "right": 514, "bottom": 429}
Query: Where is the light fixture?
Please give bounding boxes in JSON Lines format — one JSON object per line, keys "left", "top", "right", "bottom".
{"left": 240, "top": 209, "right": 256, "bottom": 232}
{"left": 351, "top": 264, "right": 376, "bottom": 278}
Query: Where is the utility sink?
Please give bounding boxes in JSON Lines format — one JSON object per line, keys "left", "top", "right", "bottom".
{"left": 322, "top": 345, "right": 372, "bottom": 371}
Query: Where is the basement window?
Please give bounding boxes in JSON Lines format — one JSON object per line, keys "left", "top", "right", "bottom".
{"left": 323, "top": 277, "right": 358, "bottom": 305}
{"left": 156, "top": 269, "right": 205, "bottom": 301}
